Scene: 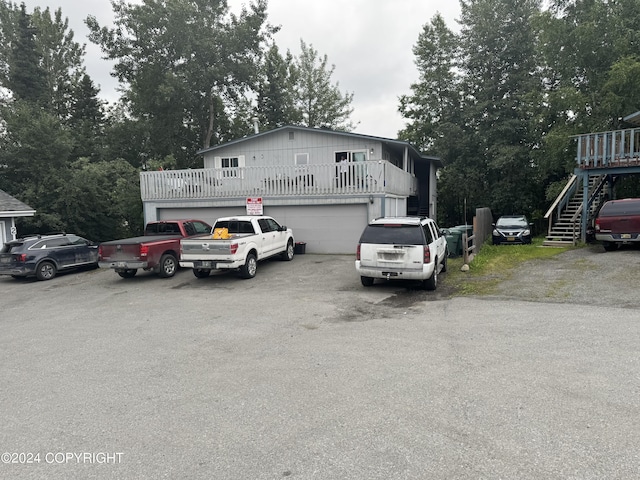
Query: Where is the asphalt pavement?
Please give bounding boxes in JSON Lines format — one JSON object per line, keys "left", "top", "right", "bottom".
{"left": 0, "top": 251, "right": 639, "bottom": 479}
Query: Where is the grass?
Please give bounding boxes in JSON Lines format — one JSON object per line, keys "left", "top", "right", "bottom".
{"left": 442, "top": 236, "right": 576, "bottom": 296}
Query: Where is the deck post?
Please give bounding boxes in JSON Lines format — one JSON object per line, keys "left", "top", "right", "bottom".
{"left": 581, "top": 171, "right": 589, "bottom": 243}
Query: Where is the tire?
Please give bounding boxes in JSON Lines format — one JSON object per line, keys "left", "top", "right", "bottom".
{"left": 603, "top": 242, "right": 619, "bottom": 252}
{"left": 361, "top": 276, "right": 374, "bottom": 287}
{"left": 158, "top": 254, "right": 178, "bottom": 278}
{"left": 441, "top": 251, "right": 448, "bottom": 273}
{"left": 239, "top": 253, "right": 257, "bottom": 279}
{"left": 193, "top": 268, "right": 210, "bottom": 278}
{"left": 36, "top": 261, "right": 56, "bottom": 281}
{"left": 423, "top": 264, "right": 438, "bottom": 291}
{"left": 117, "top": 269, "right": 137, "bottom": 278}
{"left": 281, "top": 240, "right": 294, "bottom": 261}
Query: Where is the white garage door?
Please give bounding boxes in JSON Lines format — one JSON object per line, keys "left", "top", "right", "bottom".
{"left": 264, "top": 204, "right": 368, "bottom": 254}
{"left": 158, "top": 207, "right": 246, "bottom": 226}
{"left": 156, "top": 204, "right": 368, "bottom": 254}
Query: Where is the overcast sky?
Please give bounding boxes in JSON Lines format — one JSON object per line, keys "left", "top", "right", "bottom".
{"left": 21, "top": 0, "right": 461, "bottom": 139}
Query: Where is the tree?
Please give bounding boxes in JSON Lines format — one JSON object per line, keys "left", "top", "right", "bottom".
{"left": 6, "top": 3, "right": 48, "bottom": 106}
{"left": 292, "top": 40, "right": 355, "bottom": 131}
{"left": 398, "top": 14, "right": 460, "bottom": 153}
{"left": 87, "top": 0, "right": 276, "bottom": 167}
{"left": 256, "top": 43, "right": 300, "bottom": 129}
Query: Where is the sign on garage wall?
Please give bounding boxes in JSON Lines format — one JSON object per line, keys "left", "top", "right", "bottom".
{"left": 246, "top": 197, "right": 263, "bottom": 215}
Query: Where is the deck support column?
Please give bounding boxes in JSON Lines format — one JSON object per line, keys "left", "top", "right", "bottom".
{"left": 580, "top": 170, "right": 589, "bottom": 243}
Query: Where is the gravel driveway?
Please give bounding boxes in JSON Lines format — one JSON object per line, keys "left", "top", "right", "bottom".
{"left": 483, "top": 243, "right": 640, "bottom": 308}
{"left": 1, "top": 247, "right": 639, "bottom": 479}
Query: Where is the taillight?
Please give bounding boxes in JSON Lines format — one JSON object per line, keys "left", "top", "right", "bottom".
{"left": 140, "top": 245, "right": 149, "bottom": 257}
{"left": 15, "top": 254, "right": 27, "bottom": 262}
{"left": 356, "top": 244, "right": 361, "bottom": 260}
{"left": 424, "top": 246, "right": 431, "bottom": 264}
{"left": 594, "top": 218, "right": 601, "bottom": 231}
{"left": 230, "top": 243, "right": 238, "bottom": 255}
{"left": 98, "top": 245, "right": 103, "bottom": 259}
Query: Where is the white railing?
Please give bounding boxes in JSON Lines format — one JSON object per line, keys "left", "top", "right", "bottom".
{"left": 140, "top": 161, "right": 416, "bottom": 201}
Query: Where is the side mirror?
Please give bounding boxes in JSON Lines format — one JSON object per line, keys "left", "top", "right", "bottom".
{"left": 279, "top": 225, "right": 287, "bottom": 231}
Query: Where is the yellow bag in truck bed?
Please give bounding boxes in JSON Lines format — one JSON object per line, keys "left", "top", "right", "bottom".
{"left": 212, "top": 227, "right": 231, "bottom": 239}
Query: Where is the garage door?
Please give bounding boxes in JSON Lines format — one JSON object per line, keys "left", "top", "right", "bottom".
{"left": 158, "top": 207, "right": 246, "bottom": 226}
{"left": 263, "top": 204, "right": 368, "bottom": 254}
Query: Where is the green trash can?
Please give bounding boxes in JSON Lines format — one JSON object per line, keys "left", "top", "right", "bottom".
{"left": 455, "top": 225, "right": 474, "bottom": 250}
{"left": 443, "top": 228, "right": 463, "bottom": 257}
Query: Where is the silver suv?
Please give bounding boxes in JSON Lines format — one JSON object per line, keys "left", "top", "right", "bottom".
{"left": 355, "top": 216, "right": 448, "bottom": 290}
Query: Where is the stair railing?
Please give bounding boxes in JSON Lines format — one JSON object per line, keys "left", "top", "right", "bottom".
{"left": 569, "top": 174, "right": 608, "bottom": 245}
{"left": 544, "top": 174, "right": 578, "bottom": 237}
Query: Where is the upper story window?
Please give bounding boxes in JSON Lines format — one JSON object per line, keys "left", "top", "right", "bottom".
{"left": 213, "top": 155, "right": 245, "bottom": 178}
{"left": 221, "top": 157, "right": 239, "bottom": 177}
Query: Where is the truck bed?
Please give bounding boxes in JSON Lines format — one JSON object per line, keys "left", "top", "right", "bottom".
{"left": 100, "top": 234, "right": 182, "bottom": 246}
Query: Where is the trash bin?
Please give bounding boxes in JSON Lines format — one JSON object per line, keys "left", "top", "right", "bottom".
{"left": 443, "top": 228, "right": 463, "bottom": 257}
{"left": 294, "top": 242, "right": 306, "bottom": 254}
{"left": 455, "top": 225, "right": 474, "bottom": 249}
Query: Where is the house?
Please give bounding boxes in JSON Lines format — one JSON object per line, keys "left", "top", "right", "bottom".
{"left": 0, "top": 189, "right": 36, "bottom": 246}
{"left": 140, "top": 126, "right": 442, "bottom": 254}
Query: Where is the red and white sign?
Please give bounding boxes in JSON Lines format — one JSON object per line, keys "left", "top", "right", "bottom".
{"left": 246, "top": 197, "right": 263, "bottom": 215}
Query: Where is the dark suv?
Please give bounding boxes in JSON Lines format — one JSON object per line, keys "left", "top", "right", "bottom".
{"left": 0, "top": 233, "right": 98, "bottom": 281}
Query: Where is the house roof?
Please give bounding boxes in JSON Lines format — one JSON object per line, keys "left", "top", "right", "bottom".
{"left": 623, "top": 111, "right": 640, "bottom": 126}
{"left": 0, "top": 189, "right": 36, "bottom": 217}
{"left": 198, "top": 125, "right": 443, "bottom": 168}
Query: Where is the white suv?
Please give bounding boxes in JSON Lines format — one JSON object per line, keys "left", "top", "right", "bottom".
{"left": 355, "top": 216, "right": 448, "bottom": 290}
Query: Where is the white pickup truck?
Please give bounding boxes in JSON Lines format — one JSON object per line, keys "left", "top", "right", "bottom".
{"left": 180, "top": 215, "right": 295, "bottom": 279}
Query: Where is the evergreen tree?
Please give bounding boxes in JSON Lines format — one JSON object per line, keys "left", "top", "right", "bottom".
{"left": 7, "top": 3, "right": 48, "bottom": 106}
{"left": 256, "top": 44, "right": 300, "bottom": 129}
{"left": 292, "top": 40, "right": 355, "bottom": 131}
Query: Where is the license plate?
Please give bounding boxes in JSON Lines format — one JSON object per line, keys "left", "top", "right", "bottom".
{"left": 621, "top": 234, "right": 632, "bottom": 239}
{"left": 0, "top": 257, "right": 10, "bottom": 263}
{"left": 117, "top": 262, "right": 127, "bottom": 268}
{"left": 507, "top": 237, "right": 515, "bottom": 241}
{"left": 200, "top": 261, "right": 212, "bottom": 268}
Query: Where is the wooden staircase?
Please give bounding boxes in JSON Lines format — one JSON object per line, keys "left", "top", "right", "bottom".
{"left": 543, "top": 175, "right": 607, "bottom": 246}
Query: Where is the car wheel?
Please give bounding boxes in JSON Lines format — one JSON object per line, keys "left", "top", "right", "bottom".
{"left": 117, "top": 269, "right": 137, "bottom": 278}
{"left": 158, "top": 254, "right": 178, "bottom": 278}
{"left": 441, "top": 251, "right": 448, "bottom": 273}
{"left": 281, "top": 240, "right": 294, "bottom": 261}
{"left": 193, "top": 268, "right": 210, "bottom": 278}
{"left": 423, "top": 265, "right": 437, "bottom": 291}
{"left": 239, "top": 253, "right": 257, "bottom": 279}
{"left": 603, "top": 242, "right": 619, "bottom": 252}
{"left": 361, "top": 276, "right": 374, "bottom": 287}
{"left": 36, "top": 261, "right": 57, "bottom": 281}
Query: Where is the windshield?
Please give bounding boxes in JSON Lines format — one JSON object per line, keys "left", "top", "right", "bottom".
{"left": 496, "top": 217, "right": 528, "bottom": 228}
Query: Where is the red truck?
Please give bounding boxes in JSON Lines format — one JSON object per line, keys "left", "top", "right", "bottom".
{"left": 98, "top": 220, "right": 212, "bottom": 278}
{"left": 595, "top": 198, "right": 640, "bottom": 251}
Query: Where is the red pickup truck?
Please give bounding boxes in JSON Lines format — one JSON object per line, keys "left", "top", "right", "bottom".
{"left": 98, "top": 220, "right": 212, "bottom": 278}
{"left": 595, "top": 198, "right": 640, "bottom": 251}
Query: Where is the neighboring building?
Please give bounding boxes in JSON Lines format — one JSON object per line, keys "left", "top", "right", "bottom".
{"left": 140, "top": 126, "right": 442, "bottom": 254}
{"left": 0, "top": 189, "right": 36, "bottom": 246}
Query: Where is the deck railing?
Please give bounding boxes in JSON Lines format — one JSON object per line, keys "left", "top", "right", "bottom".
{"left": 140, "top": 161, "right": 416, "bottom": 201}
{"left": 575, "top": 128, "right": 640, "bottom": 168}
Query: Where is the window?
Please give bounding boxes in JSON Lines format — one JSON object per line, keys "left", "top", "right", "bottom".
{"left": 191, "top": 221, "right": 212, "bottom": 234}
{"left": 295, "top": 153, "right": 309, "bottom": 165}
{"left": 221, "top": 157, "right": 239, "bottom": 177}
{"left": 214, "top": 155, "right": 245, "bottom": 178}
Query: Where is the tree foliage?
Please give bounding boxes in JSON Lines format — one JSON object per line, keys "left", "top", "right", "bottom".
{"left": 401, "top": 0, "right": 640, "bottom": 226}
{"left": 292, "top": 40, "right": 355, "bottom": 131}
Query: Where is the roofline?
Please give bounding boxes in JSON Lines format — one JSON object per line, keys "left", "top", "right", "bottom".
{"left": 197, "top": 125, "right": 443, "bottom": 167}
{"left": 622, "top": 111, "right": 640, "bottom": 126}
{"left": 0, "top": 210, "right": 36, "bottom": 217}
